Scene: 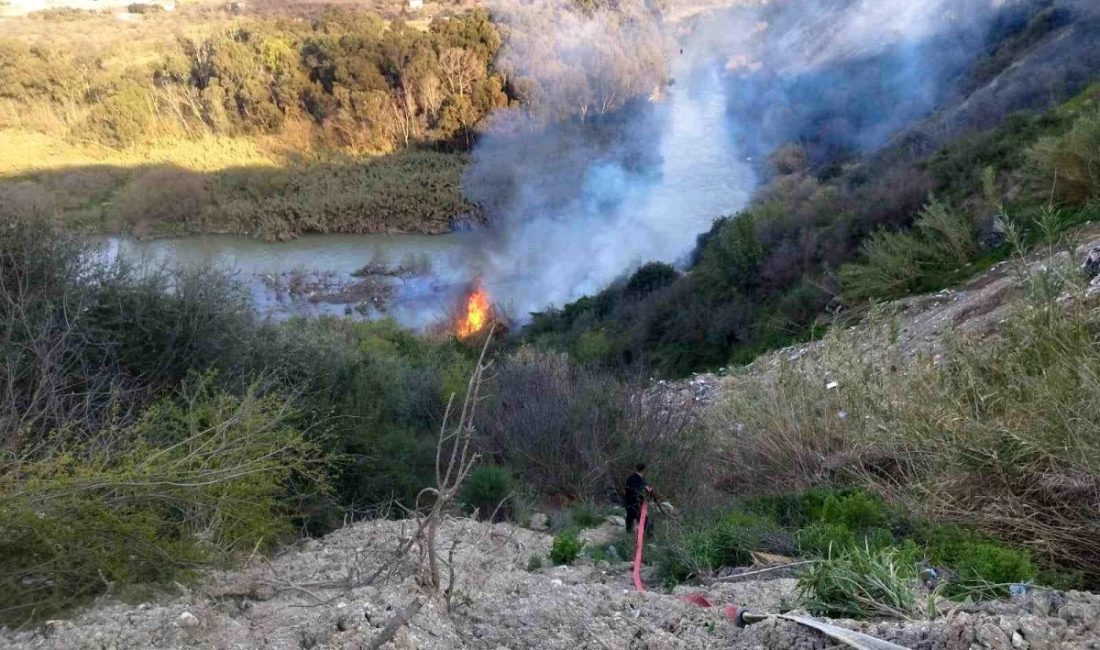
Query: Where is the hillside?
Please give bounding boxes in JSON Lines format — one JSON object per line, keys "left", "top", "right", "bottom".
{"left": 524, "top": 0, "right": 1100, "bottom": 377}
{"left": 2, "top": 1, "right": 1100, "bottom": 647}
{"left": 4, "top": 226, "right": 1100, "bottom": 648}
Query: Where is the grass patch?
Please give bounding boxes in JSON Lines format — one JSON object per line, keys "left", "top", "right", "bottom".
{"left": 658, "top": 488, "right": 1053, "bottom": 601}
{"left": 798, "top": 545, "right": 920, "bottom": 620}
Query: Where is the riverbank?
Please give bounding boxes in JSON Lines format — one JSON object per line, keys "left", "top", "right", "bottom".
{"left": 0, "top": 129, "right": 481, "bottom": 240}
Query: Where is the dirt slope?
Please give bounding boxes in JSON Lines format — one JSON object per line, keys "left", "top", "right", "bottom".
{"left": 3, "top": 517, "right": 1099, "bottom": 649}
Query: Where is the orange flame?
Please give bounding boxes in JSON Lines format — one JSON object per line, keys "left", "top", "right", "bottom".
{"left": 457, "top": 284, "right": 492, "bottom": 338}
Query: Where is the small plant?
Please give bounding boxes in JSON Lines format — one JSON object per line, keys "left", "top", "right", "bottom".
{"left": 659, "top": 510, "right": 782, "bottom": 583}
{"left": 798, "top": 545, "right": 919, "bottom": 620}
{"left": 526, "top": 554, "right": 544, "bottom": 572}
{"left": 459, "top": 465, "right": 512, "bottom": 520}
{"left": 550, "top": 530, "right": 584, "bottom": 565}
{"left": 840, "top": 197, "right": 978, "bottom": 302}
{"left": 920, "top": 525, "right": 1036, "bottom": 599}
{"left": 567, "top": 501, "right": 604, "bottom": 529}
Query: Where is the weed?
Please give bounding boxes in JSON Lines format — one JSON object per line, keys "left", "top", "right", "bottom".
{"left": 550, "top": 530, "right": 584, "bottom": 565}
{"left": 568, "top": 502, "right": 605, "bottom": 529}
{"left": 798, "top": 545, "right": 919, "bottom": 620}
{"left": 658, "top": 510, "right": 783, "bottom": 583}
{"left": 459, "top": 465, "right": 512, "bottom": 520}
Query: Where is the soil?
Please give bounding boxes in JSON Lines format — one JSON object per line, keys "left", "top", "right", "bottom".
{"left": 3, "top": 517, "right": 1099, "bottom": 649}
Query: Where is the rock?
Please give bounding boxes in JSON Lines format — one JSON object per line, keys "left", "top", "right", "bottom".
{"left": 529, "top": 513, "right": 550, "bottom": 531}
{"left": 1081, "top": 245, "right": 1100, "bottom": 279}
{"left": 1012, "top": 630, "right": 1027, "bottom": 648}
{"left": 1086, "top": 275, "right": 1100, "bottom": 300}
{"left": 605, "top": 515, "right": 626, "bottom": 528}
{"left": 176, "top": 612, "right": 200, "bottom": 629}
{"left": 975, "top": 621, "right": 1011, "bottom": 649}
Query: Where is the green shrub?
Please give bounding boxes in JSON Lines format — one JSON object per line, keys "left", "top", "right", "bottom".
{"left": 526, "top": 554, "right": 544, "bottom": 571}
{"left": 0, "top": 378, "right": 328, "bottom": 627}
{"left": 567, "top": 502, "right": 604, "bottom": 529}
{"left": 920, "top": 525, "right": 1036, "bottom": 599}
{"left": 86, "top": 81, "right": 155, "bottom": 148}
{"left": 798, "top": 545, "right": 919, "bottom": 620}
{"left": 460, "top": 465, "right": 513, "bottom": 519}
{"left": 840, "top": 197, "right": 978, "bottom": 302}
{"left": 660, "top": 510, "right": 782, "bottom": 583}
{"left": 1029, "top": 110, "right": 1100, "bottom": 207}
{"left": 550, "top": 530, "right": 584, "bottom": 565}
{"left": 818, "top": 490, "right": 892, "bottom": 531}
{"left": 798, "top": 523, "right": 859, "bottom": 557}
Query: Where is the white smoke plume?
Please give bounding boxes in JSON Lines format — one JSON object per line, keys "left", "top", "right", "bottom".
{"left": 459, "top": 0, "right": 1040, "bottom": 319}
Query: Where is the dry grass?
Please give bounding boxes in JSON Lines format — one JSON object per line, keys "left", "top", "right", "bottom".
{"left": 712, "top": 249, "right": 1100, "bottom": 577}
{"left": 0, "top": 128, "right": 475, "bottom": 237}
{"left": 0, "top": 129, "right": 277, "bottom": 175}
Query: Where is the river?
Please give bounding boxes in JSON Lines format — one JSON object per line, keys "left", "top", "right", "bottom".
{"left": 104, "top": 50, "right": 754, "bottom": 329}
{"left": 102, "top": 232, "right": 479, "bottom": 329}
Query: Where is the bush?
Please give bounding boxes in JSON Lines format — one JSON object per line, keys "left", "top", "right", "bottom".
{"left": 920, "top": 525, "right": 1036, "bottom": 599}
{"left": 0, "top": 223, "right": 254, "bottom": 447}
{"left": 526, "top": 555, "right": 544, "bottom": 571}
{"left": 798, "top": 545, "right": 919, "bottom": 620}
{"left": 127, "top": 3, "right": 164, "bottom": 13}
{"left": 113, "top": 167, "right": 211, "bottom": 234}
{"left": 1030, "top": 110, "right": 1100, "bottom": 207}
{"left": 840, "top": 197, "right": 977, "bottom": 302}
{"left": 550, "top": 530, "right": 584, "bottom": 565}
{"left": 477, "top": 348, "right": 708, "bottom": 504}
{"left": 86, "top": 81, "right": 154, "bottom": 148}
{"left": 710, "top": 272, "right": 1100, "bottom": 581}
{"left": 460, "top": 465, "right": 513, "bottom": 519}
{"left": 624, "top": 262, "right": 679, "bottom": 298}
{"left": 567, "top": 502, "right": 604, "bottom": 529}
{"left": 0, "top": 378, "right": 328, "bottom": 626}
{"left": 660, "top": 510, "right": 783, "bottom": 583}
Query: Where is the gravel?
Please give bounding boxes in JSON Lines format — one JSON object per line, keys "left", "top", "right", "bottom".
{"left": 3, "top": 518, "right": 1099, "bottom": 649}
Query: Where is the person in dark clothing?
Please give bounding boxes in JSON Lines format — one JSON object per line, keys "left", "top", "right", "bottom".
{"left": 624, "top": 463, "right": 654, "bottom": 536}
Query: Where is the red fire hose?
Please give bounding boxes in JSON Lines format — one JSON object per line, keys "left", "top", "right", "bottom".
{"left": 628, "top": 502, "right": 909, "bottom": 649}
{"left": 632, "top": 500, "right": 648, "bottom": 592}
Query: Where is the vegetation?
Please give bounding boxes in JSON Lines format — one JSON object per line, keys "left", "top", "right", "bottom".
{"left": 0, "top": 0, "right": 668, "bottom": 239}
{"left": 523, "top": 74, "right": 1100, "bottom": 377}
{"left": 656, "top": 487, "right": 1047, "bottom": 617}
{"left": 798, "top": 545, "right": 919, "bottom": 620}
{"left": 459, "top": 465, "right": 513, "bottom": 519}
{"left": 477, "top": 348, "right": 711, "bottom": 503}
{"left": 838, "top": 197, "right": 979, "bottom": 302}
{"left": 0, "top": 6, "right": 507, "bottom": 237}
{"left": 711, "top": 251, "right": 1100, "bottom": 585}
{"left": 549, "top": 530, "right": 584, "bottom": 565}
{"left": 0, "top": 219, "right": 706, "bottom": 626}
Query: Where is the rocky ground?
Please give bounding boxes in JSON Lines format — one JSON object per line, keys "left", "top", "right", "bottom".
{"left": 3, "top": 517, "right": 1099, "bottom": 650}
{"left": 647, "top": 228, "right": 1100, "bottom": 412}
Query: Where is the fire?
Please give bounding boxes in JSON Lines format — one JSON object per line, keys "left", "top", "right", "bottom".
{"left": 457, "top": 284, "right": 492, "bottom": 338}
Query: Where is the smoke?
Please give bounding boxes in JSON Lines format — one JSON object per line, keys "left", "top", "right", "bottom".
{"left": 458, "top": 0, "right": 1033, "bottom": 319}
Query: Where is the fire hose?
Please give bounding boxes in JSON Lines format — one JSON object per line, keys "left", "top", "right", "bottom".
{"left": 629, "top": 499, "right": 910, "bottom": 650}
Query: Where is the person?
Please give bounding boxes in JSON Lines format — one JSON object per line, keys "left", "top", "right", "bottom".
{"left": 623, "top": 463, "right": 654, "bottom": 536}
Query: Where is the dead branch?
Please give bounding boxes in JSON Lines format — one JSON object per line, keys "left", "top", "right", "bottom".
{"left": 366, "top": 596, "right": 424, "bottom": 650}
